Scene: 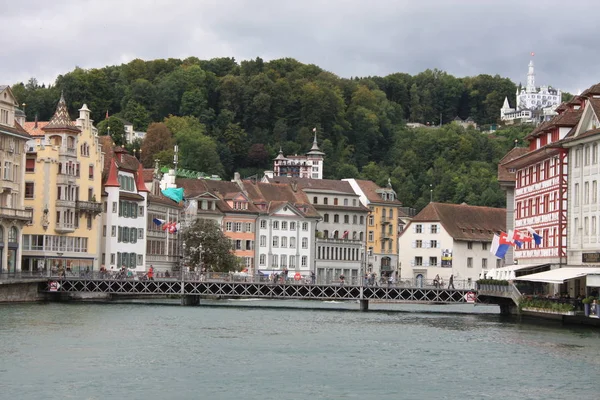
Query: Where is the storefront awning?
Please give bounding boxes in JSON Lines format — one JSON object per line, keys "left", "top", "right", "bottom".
{"left": 485, "top": 263, "right": 549, "bottom": 280}
{"left": 514, "top": 267, "right": 600, "bottom": 284}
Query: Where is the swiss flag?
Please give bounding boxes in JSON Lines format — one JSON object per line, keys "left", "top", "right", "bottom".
{"left": 499, "top": 232, "right": 515, "bottom": 246}
{"left": 513, "top": 230, "right": 532, "bottom": 243}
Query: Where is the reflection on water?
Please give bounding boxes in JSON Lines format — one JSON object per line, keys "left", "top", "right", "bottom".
{"left": 0, "top": 301, "right": 599, "bottom": 400}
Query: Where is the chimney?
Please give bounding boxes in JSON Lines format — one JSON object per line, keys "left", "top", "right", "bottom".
{"left": 34, "top": 113, "right": 38, "bottom": 129}
{"left": 233, "top": 172, "right": 241, "bottom": 182}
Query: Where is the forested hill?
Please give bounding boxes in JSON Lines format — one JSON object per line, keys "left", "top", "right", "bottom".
{"left": 11, "top": 56, "right": 531, "bottom": 210}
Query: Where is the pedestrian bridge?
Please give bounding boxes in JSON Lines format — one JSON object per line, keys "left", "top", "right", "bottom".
{"left": 44, "top": 277, "right": 476, "bottom": 310}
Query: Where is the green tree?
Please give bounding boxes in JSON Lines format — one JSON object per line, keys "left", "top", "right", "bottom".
{"left": 122, "top": 99, "right": 151, "bottom": 130}
{"left": 141, "top": 122, "right": 174, "bottom": 167}
{"left": 182, "top": 218, "right": 240, "bottom": 272}
{"left": 97, "top": 116, "right": 126, "bottom": 147}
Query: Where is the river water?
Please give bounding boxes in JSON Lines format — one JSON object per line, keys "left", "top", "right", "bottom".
{"left": 0, "top": 300, "right": 599, "bottom": 400}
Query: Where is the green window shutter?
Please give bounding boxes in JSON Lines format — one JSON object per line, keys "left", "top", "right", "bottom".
{"left": 118, "top": 226, "right": 122, "bottom": 242}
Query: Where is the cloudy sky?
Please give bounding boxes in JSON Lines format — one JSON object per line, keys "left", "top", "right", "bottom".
{"left": 1, "top": 0, "right": 597, "bottom": 93}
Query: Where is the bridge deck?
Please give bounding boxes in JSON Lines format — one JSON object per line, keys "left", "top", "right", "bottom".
{"left": 46, "top": 278, "right": 474, "bottom": 304}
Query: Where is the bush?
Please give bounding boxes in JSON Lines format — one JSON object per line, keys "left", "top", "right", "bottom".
{"left": 519, "top": 297, "right": 575, "bottom": 313}
{"left": 582, "top": 296, "right": 596, "bottom": 305}
{"left": 476, "top": 279, "right": 509, "bottom": 286}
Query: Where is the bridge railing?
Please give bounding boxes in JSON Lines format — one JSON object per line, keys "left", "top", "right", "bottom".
{"left": 0, "top": 271, "right": 49, "bottom": 281}
{"left": 41, "top": 271, "right": 476, "bottom": 291}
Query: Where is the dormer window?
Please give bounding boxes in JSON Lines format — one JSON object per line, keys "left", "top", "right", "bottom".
{"left": 233, "top": 201, "right": 248, "bottom": 210}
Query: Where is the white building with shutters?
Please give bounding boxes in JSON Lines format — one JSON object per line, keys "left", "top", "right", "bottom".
{"left": 398, "top": 202, "right": 506, "bottom": 287}
{"left": 100, "top": 138, "right": 149, "bottom": 271}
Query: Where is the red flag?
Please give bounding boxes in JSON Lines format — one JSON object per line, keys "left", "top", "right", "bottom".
{"left": 499, "top": 232, "right": 514, "bottom": 246}
{"left": 513, "top": 230, "right": 532, "bottom": 243}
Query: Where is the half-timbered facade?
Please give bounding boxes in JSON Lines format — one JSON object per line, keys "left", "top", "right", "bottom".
{"left": 501, "top": 96, "right": 583, "bottom": 268}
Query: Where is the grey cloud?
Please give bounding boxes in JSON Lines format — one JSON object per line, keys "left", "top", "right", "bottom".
{"left": 1, "top": 0, "right": 599, "bottom": 93}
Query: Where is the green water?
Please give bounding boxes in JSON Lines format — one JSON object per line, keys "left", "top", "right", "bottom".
{"left": 0, "top": 301, "right": 598, "bottom": 399}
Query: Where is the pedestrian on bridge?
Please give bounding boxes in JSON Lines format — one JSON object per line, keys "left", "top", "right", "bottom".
{"left": 448, "top": 274, "right": 455, "bottom": 289}
{"left": 339, "top": 275, "right": 345, "bottom": 287}
{"left": 147, "top": 265, "right": 154, "bottom": 281}
{"left": 310, "top": 271, "right": 316, "bottom": 285}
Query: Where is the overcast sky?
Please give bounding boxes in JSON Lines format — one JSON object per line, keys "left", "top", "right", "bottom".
{"left": 1, "top": 0, "right": 597, "bottom": 93}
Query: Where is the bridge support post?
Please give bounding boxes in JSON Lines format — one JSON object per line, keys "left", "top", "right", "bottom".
{"left": 499, "top": 303, "right": 517, "bottom": 315}
{"left": 359, "top": 299, "right": 369, "bottom": 311}
{"left": 181, "top": 295, "right": 200, "bottom": 306}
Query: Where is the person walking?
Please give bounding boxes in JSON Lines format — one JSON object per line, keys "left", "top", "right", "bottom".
{"left": 433, "top": 274, "right": 440, "bottom": 288}
{"left": 339, "top": 275, "right": 345, "bottom": 287}
{"left": 448, "top": 274, "right": 455, "bottom": 289}
{"left": 310, "top": 271, "right": 316, "bottom": 284}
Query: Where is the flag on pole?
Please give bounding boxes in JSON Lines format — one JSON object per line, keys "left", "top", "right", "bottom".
{"left": 512, "top": 230, "right": 532, "bottom": 248}
{"left": 342, "top": 230, "right": 349, "bottom": 239}
{"left": 490, "top": 234, "right": 510, "bottom": 259}
{"left": 526, "top": 227, "right": 543, "bottom": 246}
{"left": 152, "top": 218, "right": 165, "bottom": 226}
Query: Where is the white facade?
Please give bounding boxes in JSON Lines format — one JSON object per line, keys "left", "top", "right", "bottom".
{"left": 256, "top": 204, "right": 316, "bottom": 277}
{"left": 272, "top": 133, "right": 325, "bottom": 179}
{"left": 501, "top": 60, "right": 561, "bottom": 124}
{"left": 399, "top": 221, "right": 499, "bottom": 287}
{"left": 102, "top": 168, "right": 148, "bottom": 271}
{"left": 564, "top": 99, "right": 600, "bottom": 266}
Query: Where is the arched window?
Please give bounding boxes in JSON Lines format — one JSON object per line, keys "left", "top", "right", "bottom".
{"left": 323, "top": 214, "right": 329, "bottom": 222}
{"left": 9, "top": 226, "right": 18, "bottom": 242}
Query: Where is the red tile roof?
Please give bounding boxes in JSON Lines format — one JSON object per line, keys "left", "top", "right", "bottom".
{"left": 411, "top": 202, "right": 506, "bottom": 241}
{"left": 22, "top": 121, "right": 49, "bottom": 137}
{"left": 142, "top": 168, "right": 154, "bottom": 182}
{"left": 148, "top": 193, "right": 183, "bottom": 208}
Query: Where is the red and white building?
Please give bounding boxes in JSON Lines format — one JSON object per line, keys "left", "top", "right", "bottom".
{"left": 500, "top": 95, "right": 583, "bottom": 269}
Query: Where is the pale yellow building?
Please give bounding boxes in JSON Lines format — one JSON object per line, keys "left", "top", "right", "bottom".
{"left": 345, "top": 179, "right": 402, "bottom": 278}
{"left": 21, "top": 95, "right": 103, "bottom": 273}
{"left": 0, "top": 85, "right": 34, "bottom": 273}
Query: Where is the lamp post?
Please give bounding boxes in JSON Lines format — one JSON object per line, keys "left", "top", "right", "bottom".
{"left": 429, "top": 184, "right": 433, "bottom": 203}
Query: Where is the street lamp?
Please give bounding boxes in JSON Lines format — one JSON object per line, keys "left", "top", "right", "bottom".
{"left": 429, "top": 184, "right": 433, "bottom": 203}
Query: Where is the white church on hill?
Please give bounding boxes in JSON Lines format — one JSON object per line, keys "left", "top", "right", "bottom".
{"left": 501, "top": 58, "right": 562, "bottom": 125}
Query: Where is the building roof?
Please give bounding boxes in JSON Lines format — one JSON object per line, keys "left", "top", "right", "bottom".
{"left": 411, "top": 202, "right": 506, "bottom": 241}
{"left": 243, "top": 181, "right": 320, "bottom": 218}
{"left": 497, "top": 147, "right": 529, "bottom": 182}
{"left": 42, "top": 93, "right": 80, "bottom": 134}
{"left": 580, "top": 83, "right": 600, "bottom": 98}
{"left": 176, "top": 178, "right": 260, "bottom": 215}
{"left": 0, "top": 120, "right": 31, "bottom": 140}
{"left": 148, "top": 193, "right": 183, "bottom": 208}
{"left": 23, "top": 121, "right": 50, "bottom": 137}
{"left": 142, "top": 168, "right": 155, "bottom": 182}
{"left": 266, "top": 176, "right": 356, "bottom": 194}
{"left": 353, "top": 179, "right": 402, "bottom": 205}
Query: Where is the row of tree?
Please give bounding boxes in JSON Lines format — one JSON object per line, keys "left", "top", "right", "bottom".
{"left": 11, "top": 57, "right": 535, "bottom": 210}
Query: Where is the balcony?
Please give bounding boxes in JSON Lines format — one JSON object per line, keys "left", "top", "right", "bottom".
{"left": 0, "top": 207, "right": 33, "bottom": 223}
{"left": 56, "top": 200, "right": 76, "bottom": 209}
{"left": 58, "top": 146, "right": 77, "bottom": 157}
{"left": 76, "top": 200, "right": 103, "bottom": 215}
{"left": 57, "top": 173, "right": 76, "bottom": 185}
{"left": 317, "top": 237, "right": 363, "bottom": 245}
{"left": 381, "top": 216, "right": 390, "bottom": 224}
{"left": 55, "top": 223, "right": 75, "bottom": 233}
